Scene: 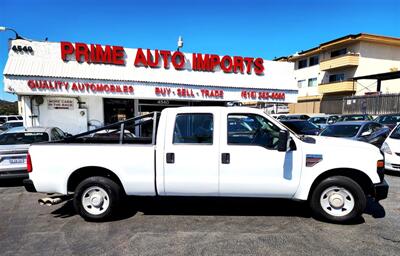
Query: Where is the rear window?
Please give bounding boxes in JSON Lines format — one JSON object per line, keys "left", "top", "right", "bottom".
{"left": 283, "top": 121, "right": 318, "bottom": 132}
{"left": 320, "top": 125, "right": 361, "bottom": 137}
{"left": 173, "top": 113, "right": 213, "bottom": 144}
{"left": 0, "top": 132, "right": 49, "bottom": 145}
{"left": 309, "top": 117, "right": 327, "bottom": 124}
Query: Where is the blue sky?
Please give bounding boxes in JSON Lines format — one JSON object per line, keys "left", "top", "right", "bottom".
{"left": 1, "top": 0, "right": 399, "bottom": 101}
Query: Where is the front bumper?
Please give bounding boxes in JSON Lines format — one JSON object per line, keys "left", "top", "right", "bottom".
{"left": 373, "top": 179, "right": 389, "bottom": 201}
{"left": 23, "top": 179, "right": 37, "bottom": 192}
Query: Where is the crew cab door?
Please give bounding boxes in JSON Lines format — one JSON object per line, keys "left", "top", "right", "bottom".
{"left": 163, "top": 110, "right": 220, "bottom": 195}
{"left": 219, "top": 112, "right": 302, "bottom": 197}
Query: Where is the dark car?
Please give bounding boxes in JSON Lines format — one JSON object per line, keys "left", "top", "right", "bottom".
{"left": 337, "top": 114, "right": 373, "bottom": 122}
{"left": 319, "top": 121, "right": 390, "bottom": 147}
{"left": 281, "top": 120, "right": 320, "bottom": 135}
{"left": 374, "top": 114, "right": 400, "bottom": 130}
{"left": 281, "top": 114, "right": 310, "bottom": 120}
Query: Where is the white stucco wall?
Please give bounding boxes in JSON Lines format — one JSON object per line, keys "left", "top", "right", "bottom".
{"left": 355, "top": 41, "right": 400, "bottom": 95}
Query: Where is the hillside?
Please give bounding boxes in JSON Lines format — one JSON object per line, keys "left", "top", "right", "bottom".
{"left": 0, "top": 99, "right": 18, "bottom": 115}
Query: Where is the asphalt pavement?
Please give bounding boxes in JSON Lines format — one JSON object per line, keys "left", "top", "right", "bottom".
{"left": 0, "top": 174, "right": 399, "bottom": 256}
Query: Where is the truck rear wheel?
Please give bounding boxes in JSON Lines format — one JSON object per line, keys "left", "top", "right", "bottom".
{"left": 310, "top": 176, "right": 366, "bottom": 223}
{"left": 73, "top": 176, "right": 122, "bottom": 221}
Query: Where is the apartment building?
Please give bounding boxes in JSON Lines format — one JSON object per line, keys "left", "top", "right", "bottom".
{"left": 277, "top": 33, "right": 400, "bottom": 113}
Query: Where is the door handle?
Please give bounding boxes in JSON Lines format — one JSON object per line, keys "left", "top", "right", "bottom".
{"left": 221, "top": 153, "right": 230, "bottom": 164}
{"left": 166, "top": 153, "right": 175, "bottom": 164}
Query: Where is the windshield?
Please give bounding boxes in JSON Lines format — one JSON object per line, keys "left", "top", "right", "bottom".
{"left": 0, "top": 132, "right": 49, "bottom": 145}
{"left": 390, "top": 125, "right": 400, "bottom": 139}
{"left": 339, "top": 115, "right": 369, "bottom": 121}
{"left": 320, "top": 125, "right": 361, "bottom": 137}
{"left": 309, "top": 117, "right": 327, "bottom": 124}
{"left": 376, "top": 115, "right": 400, "bottom": 124}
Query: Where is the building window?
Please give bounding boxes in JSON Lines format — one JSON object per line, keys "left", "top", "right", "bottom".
{"left": 329, "top": 74, "right": 345, "bottom": 83}
{"left": 298, "top": 59, "right": 307, "bottom": 69}
{"left": 297, "top": 79, "right": 306, "bottom": 88}
{"left": 308, "top": 78, "right": 317, "bottom": 87}
{"left": 173, "top": 113, "right": 213, "bottom": 144}
{"left": 331, "top": 48, "right": 347, "bottom": 58}
{"left": 309, "top": 55, "right": 319, "bottom": 66}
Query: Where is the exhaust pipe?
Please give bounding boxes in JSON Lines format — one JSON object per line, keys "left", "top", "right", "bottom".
{"left": 38, "top": 195, "right": 72, "bottom": 206}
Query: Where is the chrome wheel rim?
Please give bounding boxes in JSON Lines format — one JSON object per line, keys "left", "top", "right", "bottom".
{"left": 320, "top": 186, "right": 355, "bottom": 217}
{"left": 81, "top": 186, "right": 110, "bottom": 215}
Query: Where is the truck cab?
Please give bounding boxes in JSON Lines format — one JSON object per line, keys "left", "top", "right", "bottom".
{"left": 24, "top": 107, "right": 388, "bottom": 223}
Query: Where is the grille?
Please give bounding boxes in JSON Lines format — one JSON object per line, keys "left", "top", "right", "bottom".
{"left": 391, "top": 164, "right": 400, "bottom": 169}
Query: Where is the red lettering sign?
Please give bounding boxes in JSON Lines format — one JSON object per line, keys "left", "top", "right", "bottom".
{"left": 61, "top": 42, "right": 125, "bottom": 65}
{"left": 61, "top": 42, "right": 265, "bottom": 75}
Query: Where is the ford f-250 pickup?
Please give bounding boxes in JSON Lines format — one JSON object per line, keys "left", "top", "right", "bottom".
{"left": 23, "top": 107, "right": 388, "bottom": 223}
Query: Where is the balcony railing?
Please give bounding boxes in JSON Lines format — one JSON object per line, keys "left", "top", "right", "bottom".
{"left": 320, "top": 53, "right": 359, "bottom": 71}
{"left": 318, "top": 80, "right": 356, "bottom": 94}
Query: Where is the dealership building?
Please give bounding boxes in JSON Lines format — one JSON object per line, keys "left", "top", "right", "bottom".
{"left": 3, "top": 39, "right": 296, "bottom": 134}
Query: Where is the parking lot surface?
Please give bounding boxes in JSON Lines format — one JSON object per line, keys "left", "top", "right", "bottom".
{"left": 0, "top": 174, "right": 399, "bottom": 256}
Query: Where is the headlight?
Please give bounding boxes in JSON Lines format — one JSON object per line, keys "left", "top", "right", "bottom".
{"left": 381, "top": 142, "right": 392, "bottom": 155}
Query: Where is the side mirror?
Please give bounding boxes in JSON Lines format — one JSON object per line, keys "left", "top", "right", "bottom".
{"left": 278, "top": 130, "right": 289, "bottom": 152}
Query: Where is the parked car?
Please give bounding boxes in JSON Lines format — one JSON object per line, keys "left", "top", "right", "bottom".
{"left": 374, "top": 114, "right": 400, "bottom": 130}
{"left": 281, "top": 120, "right": 320, "bottom": 135}
{"left": 24, "top": 107, "right": 388, "bottom": 223}
{"left": 280, "top": 114, "right": 310, "bottom": 120}
{"left": 0, "top": 115, "right": 22, "bottom": 124}
{"left": 308, "top": 115, "right": 340, "bottom": 129}
{"left": 381, "top": 124, "right": 400, "bottom": 172}
{"left": 0, "top": 120, "right": 24, "bottom": 132}
{"left": 319, "top": 121, "right": 390, "bottom": 147}
{"left": 0, "top": 126, "right": 67, "bottom": 179}
{"left": 337, "top": 114, "right": 373, "bottom": 122}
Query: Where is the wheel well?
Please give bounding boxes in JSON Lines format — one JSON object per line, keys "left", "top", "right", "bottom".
{"left": 67, "top": 166, "right": 125, "bottom": 194}
{"left": 308, "top": 168, "right": 374, "bottom": 200}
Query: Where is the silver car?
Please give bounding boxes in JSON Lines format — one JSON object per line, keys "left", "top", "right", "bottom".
{"left": 0, "top": 126, "right": 66, "bottom": 179}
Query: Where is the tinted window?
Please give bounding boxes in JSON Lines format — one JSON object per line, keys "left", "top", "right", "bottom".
{"left": 173, "top": 114, "right": 213, "bottom": 144}
{"left": 298, "top": 59, "right": 307, "bottom": 69}
{"left": 8, "top": 116, "right": 18, "bottom": 121}
{"left": 331, "top": 48, "right": 347, "bottom": 57}
{"left": 320, "top": 125, "right": 361, "bottom": 137}
{"left": 0, "top": 117, "right": 6, "bottom": 124}
{"left": 329, "top": 74, "right": 345, "bottom": 83}
{"left": 227, "top": 114, "right": 280, "bottom": 149}
{"left": 0, "top": 132, "right": 49, "bottom": 145}
{"left": 309, "top": 55, "right": 319, "bottom": 66}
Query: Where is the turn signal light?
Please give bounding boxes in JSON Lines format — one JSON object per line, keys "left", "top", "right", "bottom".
{"left": 27, "top": 152, "right": 32, "bottom": 173}
{"left": 377, "top": 160, "right": 384, "bottom": 168}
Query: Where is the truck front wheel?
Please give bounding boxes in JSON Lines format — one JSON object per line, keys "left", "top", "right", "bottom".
{"left": 310, "top": 176, "right": 366, "bottom": 223}
{"left": 73, "top": 176, "right": 122, "bottom": 221}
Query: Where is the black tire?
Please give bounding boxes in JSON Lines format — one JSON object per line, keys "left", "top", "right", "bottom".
{"left": 73, "top": 176, "right": 122, "bottom": 221}
{"left": 309, "top": 176, "right": 366, "bottom": 223}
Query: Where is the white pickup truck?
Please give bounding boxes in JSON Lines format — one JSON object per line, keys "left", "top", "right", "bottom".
{"left": 23, "top": 107, "right": 388, "bottom": 223}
